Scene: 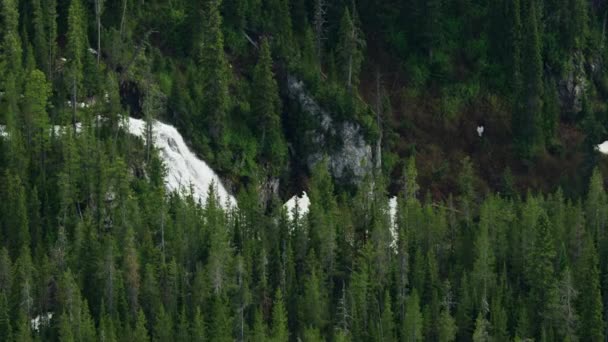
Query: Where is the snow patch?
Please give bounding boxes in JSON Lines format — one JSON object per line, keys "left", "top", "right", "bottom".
{"left": 597, "top": 141, "right": 608, "bottom": 154}
{"left": 389, "top": 196, "right": 398, "bottom": 246}
{"left": 284, "top": 191, "right": 310, "bottom": 221}
{"left": 31, "top": 312, "right": 53, "bottom": 331}
{"left": 125, "top": 117, "right": 237, "bottom": 209}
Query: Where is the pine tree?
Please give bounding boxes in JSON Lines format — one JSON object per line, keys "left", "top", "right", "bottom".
{"left": 269, "top": 0, "right": 293, "bottom": 58}
{"left": 1, "top": 0, "right": 23, "bottom": 142}
{"left": 472, "top": 311, "right": 491, "bottom": 342}
{"left": 176, "top": 307, "right": 190, "bottom": 342}
{"left": 271, "top": 288, "right": 289, "bottom": 342}
{"left": 250, "top": 307, "right": 267, "bottom": 342}
{"left": 423, "top": 0, "right": 443, "bottom": 59}
{"left": 379, "top": 290, "right": 395, "bottom": 341}
{"left": 586, "top": 168, "right": 607, "bottom": 243}
{"left": 44, "top": 0, "right": 58, "bottom": 79}
{"left": 336, "top": 5, "right": 366, "bottom": 89}
{"left": 66, "top": 0, "right": 86, "bottom": 128}
{"left": 93, "top": 0, "right": 105, "bottom": 65}
{"left": 154, "top": 305, "right": 174, "bottom": 342}
{"left": 210, "top": 294, "right": 233, "bottom": 342}
{"left": 472, "top": 199, "right": 496, "bottom": 303}
{"left": 58, "top": 311, "right": 74, "bottom": 342}
{"left": 0, "top": 0, "right": 22, "bottom": 76}
{"left": 99, "top": 302, "right": 118, "bottom": 342}
{"left": 506, "top": 0, "right": 522, "bottom": 93}
{"left": 529, "top": 212, "right": 557, "bottom": 335}
{"left": 133, "top": 309, "right": 150, "bottom": 342}
{"left": 0, "top": 291, "right": 11, "bottom": 342}
{"left": 1, "top": 172, "right": 30, "bottom": 255}
{"left": 514, "top": 0, "right": 544, "bottom": 158}
{"left": 555, "top": 267, "right": 578, "bottom": 341}
{"left": 252, "top": 38, "right": 287, "bottom": 176}
{"left": 200, "top": 0, "right": 230, "bottom": 144}
{"left": 123, "top": 227, "right": 140, "bottom": 319}
{"left": 403, "top": 290, "right": 423, "bottom": 342}
{"left": 438, "top": 306, "right": 457, "bottom": 342}
{"left": 575, "top": 237, "right": 604, "bottom": 341}
{"left": 568, "top": 0, "right": 588, "bottom": 50}
{"left": 32, "top": 0, "right": 47, "bottom": 73}
{"left": 23, "top": 69, "right": 50, "bottom": 171}
{"left": 191, "top": 306, "right": 206, "bottom": 342}
{"left": 80, "top": 300, "right": 97, "bottom": 341}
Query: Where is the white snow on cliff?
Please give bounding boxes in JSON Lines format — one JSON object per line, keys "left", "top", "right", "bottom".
{"left": 125, "top": 117, "right": 237, "bottom": 209}
{"left": 597, "top": 141, "right": 608, "bottom": 154}
{"left": 284, "top": 191, "right": 310, "bottom": 221}
{"left": 31, "top": 312, "right": 53, "bottom": 331}
{"left": 389, "top": 196, "right": 398, "bottom": 246}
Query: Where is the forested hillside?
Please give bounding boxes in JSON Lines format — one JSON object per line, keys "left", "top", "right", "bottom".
{"left": 3, "top": 0, "right": 608, "bottom": 341}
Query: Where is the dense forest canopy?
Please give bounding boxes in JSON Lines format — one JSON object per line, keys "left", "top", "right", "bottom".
{"left": 3, "top": 0, "right": 608, "bottom": 341}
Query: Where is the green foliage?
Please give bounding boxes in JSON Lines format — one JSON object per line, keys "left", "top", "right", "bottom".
{"left": 336, "top": 6, "right": 366, "bottom": 89}
{"left": 0, "top": 0, "right": 608, "bottom": 341}
{"left": 252, "top": 39, "right": 287, "bottom": 176}
{"left": 200, "top": 0, "right": 231, "bottom": 145}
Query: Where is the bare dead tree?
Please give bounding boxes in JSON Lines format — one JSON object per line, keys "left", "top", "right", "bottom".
{"left": 314, "top": 0, "right": 327, "bottom": 63}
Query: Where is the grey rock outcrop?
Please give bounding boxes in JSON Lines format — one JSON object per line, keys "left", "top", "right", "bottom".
{"left": 558, "top": 52, "right": 587, "bottom": 116}
{"left": 287, "top": 75, "right": 373, "bottom": 184}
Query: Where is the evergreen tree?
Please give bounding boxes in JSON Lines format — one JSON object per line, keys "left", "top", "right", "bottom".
{"left": 250, "top": 307, "right": 267, "bottom": 342}
{"left": 1, "top": 0, "right": 23, "bottom": 139}
{"left": 555, "top": 267, "right": 578, "bottom": 341}
{"left": 154, "top": 305, "right": 174, "bottom": 342}
{"left": 0, "top": 292, "right": 11, "bottom": 342}
{"left": 23, "top": 69, "right": 50, "bottom": 171}
{"left": 44, "top": 0, "right": 58, "bottom": 79}
{"left": 379, "top": 290, "right": 396, "bottom": 341}
{"left": 472, "top": 311, "right": 491, "bottom": 342}
{"left": 32, "top": 0, "right": 47, "bottom": 73}
{"left": 271, "top": 288, "right": 289, "bottom": 342}
{"left": 336, "top": 6, "right": 366, "bottom": 89}
{"left": 200, "top": 0, "right": 230, "bottom": 145}
{"left": 0, "top": 0, "right": 22, "bottom": 76}
{"left": 529, "top": 212, "right": 557, "bottom": 336}
{"left": 210, "top": 294, "right": 233, "bottom": 342}
{"left": 133, "top": 309, "right": 150, "bottom": 342}
{"left": 123, "top": 226, "right": 140, "bottom": 319}
{"left": 176, "top": 307, "right": 191, "bottom": 342}
{"left": 506, "top": 0, "right": 522, "bottom": 93}
{"left": 1, "top": 172, "right": 30, "bottom": 255}
{"left": 472, "top": 200, "right": 496, "bottom": 303}
{"left": 568, "top": 0, "right": 588, "bottom": 50}
{"left": 514, "top": 0, "right": 544, "bottom": 158}
{"left": 438, "top": 305, "right": 457, "bottom": 342}
{"left": 191, "top": 306, "right": 206, "bottom": 342}
{"left": 66, "top": 0, "right": 86, "bottom": 127}
{"left": 252, "top": 38, "right": 287, "bottom": 176}
{"left": 575, "top": 237, "right": 604, "bottom": 341}
{"left": 403, "top": 290, "right": 423, "bottom": 342}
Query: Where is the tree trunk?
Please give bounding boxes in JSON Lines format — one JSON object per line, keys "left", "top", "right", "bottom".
{"left": 120, "top": 0, "right": 128, "bottom": 38}
{"left": 96, "top": 0, "right": 101, "bottom": 65}
{"left": 72, "top": 75, "right": 77, "bottom": 131}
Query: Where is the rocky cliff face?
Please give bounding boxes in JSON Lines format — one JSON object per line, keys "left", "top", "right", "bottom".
{"left": 558, "top": 52, "right": 588, "bottom": 116}
{"left": 287, "top": 75, "right": 373, "bottom": 184}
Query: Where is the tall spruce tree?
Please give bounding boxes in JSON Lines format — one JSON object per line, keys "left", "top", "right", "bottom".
{"left": 575, "top": 237, "right": 604, "bottom": 341}
{"left": 252, "top": 38, "right": 286, "bottom": 176}
{"left": 66, "top": 0, "right": 86, "bottom": 128}
{"left": 336, "top": 6, "right": 366, "bottom": 89}
{"left": 200, "top": 0, "right": 230, "bottom": 145}
{"left": 514, "top": 0, "right": 544, "bottom": 158}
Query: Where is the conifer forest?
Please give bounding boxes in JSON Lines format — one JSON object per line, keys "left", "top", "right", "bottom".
{"left": 4, "top": 0, "right": 608, "bottom": 341}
